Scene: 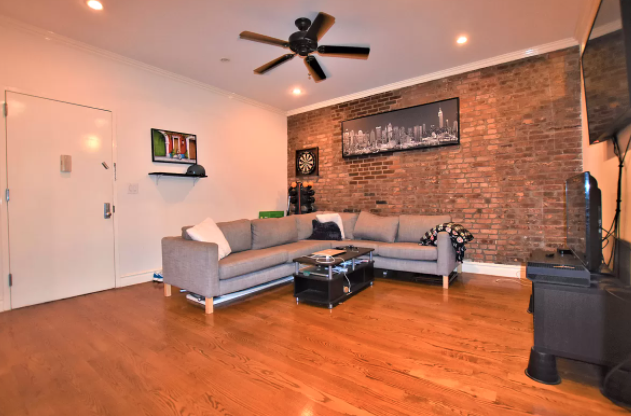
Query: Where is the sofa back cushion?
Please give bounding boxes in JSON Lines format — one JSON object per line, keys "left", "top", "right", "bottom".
{"left": 339, "top": 212, "right": 359, "bottom": 240}
{"left": 217, "top": 219, "right": 252, "bottom": 252}
{"left": 295, "top": 213, "right": 318, "bottom": 240}
{"left": 396, "top": 214, "right": 452, "bottom": 242}
{"left": 182, "top": 220, "right": 252, "bottom": 252}
{"left": 251, "top": 216, "right": 298, "bottom": 250}
{"left": 353, "top": 211, "right": 399, "bottom": 243}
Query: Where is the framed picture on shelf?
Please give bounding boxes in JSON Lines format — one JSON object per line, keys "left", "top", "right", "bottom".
{"left": 151, "top": 128, "right": 197, "bottom": 164}
{"left": 341, "top": 97, "right": 460, "bottom": 158}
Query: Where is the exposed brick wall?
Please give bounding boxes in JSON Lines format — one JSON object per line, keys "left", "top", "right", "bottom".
{"left": 287, "top": 47, "right": 583, "bottom": 264}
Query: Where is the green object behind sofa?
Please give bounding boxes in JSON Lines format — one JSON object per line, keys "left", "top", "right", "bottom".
{"left": 258, "top": 211, "right": 285, "bottom": 219}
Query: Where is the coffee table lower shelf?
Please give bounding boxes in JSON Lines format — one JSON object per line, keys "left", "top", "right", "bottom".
{"left": 293, "top": 262, "right": 374, "bottom": 309}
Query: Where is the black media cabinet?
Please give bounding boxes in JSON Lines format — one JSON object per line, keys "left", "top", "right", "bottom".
{"left": 527, "top": 251, "right": 631, "bottom": 403}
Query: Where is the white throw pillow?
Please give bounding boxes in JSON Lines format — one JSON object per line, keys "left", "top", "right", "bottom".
{"left": 186, "top": 218, "right": 232, "bottom": 260}
{"left": 316, "top": 213, "right": 345, "bottom": 240}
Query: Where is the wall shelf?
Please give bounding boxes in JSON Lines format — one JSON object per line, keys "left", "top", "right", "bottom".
{"left": 149, "top": 172, "right": 207, "bottom": 184}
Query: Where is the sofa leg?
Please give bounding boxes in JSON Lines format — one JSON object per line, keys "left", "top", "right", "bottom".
{"left": 205, "top": 297, "right": 214, "bottom": 315}
{"left": 164, "top": 283, "right": 172, "bottom": 297}
{"left": 442, "top": 276, "right": 449, "bottom": 290}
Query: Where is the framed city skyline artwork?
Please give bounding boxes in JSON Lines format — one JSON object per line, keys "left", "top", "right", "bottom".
{"left": 151, "top": 128, "right": 197, "bottom": 164}
{"left": 341, "top": 97, "right": 460, "bottom": 158}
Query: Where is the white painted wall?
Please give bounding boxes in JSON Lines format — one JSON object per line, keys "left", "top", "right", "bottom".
{"left": 0, "top": 22, "right": 287, "bottom": 310}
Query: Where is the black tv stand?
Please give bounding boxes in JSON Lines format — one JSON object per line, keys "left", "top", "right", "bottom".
{"left": 527, "top": 259, "right": 631, "bottom": 403}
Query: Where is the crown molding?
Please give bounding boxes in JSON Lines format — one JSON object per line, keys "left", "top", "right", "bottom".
{"left": 0, "top": 15, "right": 286, "bottom": 116}
{"left": 590, "top": 20, "right": 623, "bottom": 40}
{"left": 286, "top": 37, "right": 578, "bottom": 116}
{"left": 574, "top": 0, "right": 600, "bottom": 50}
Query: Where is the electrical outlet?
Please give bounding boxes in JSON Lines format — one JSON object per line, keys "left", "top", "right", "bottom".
{"left": 128, "top": 183, "right": 139, "bottom": 194}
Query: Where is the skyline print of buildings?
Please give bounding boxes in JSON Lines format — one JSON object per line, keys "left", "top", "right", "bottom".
{"left": 342, "top": 98, "right": 459, "bottom": 157}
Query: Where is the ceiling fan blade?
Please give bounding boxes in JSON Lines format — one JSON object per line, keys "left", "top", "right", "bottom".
{"left": 239, "top": 31, "right": 289, "bottom": 48}
{"left": 317, "top": 45, "right": 370, "bottom": 59}
{"left": 254, "top": 54, "right": 296, "bottom": 74}
{"left": 305, "top": 12, "right": 335, "bottom": 41}
{"left": 304, "top": 56, "right": 326, "bottom": 82}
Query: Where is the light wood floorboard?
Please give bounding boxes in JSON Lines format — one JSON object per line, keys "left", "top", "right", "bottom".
{"left": 0, "top": 274, "right": 626, "bottom": 415}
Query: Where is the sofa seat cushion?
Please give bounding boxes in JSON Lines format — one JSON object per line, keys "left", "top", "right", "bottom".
{"left": 218, "top": 247, "right": 288, "bottom": 280}
{"left": 277, "top": 240, "right": 333, "bottom": 263}
{"left": 343, "top": 239, "right": 382, "bottom": 253}
{"left": 378, "top": 242, "right": 438, "bottom": 261}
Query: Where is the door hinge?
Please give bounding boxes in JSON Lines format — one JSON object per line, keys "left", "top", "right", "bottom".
{"left": 114, "top": 163, "right": 117, "bottom": 181}
{"left": 8, "top": 274, "right": 12, "bottom": 287}
{"left": 5, "top": 189, "right": 9, "bottom": 202}
{"left": 113, "top": 205, "right": 115, "bottom": 213}
{"left": 2, "top": 102, "right": 7, "bottom": 117}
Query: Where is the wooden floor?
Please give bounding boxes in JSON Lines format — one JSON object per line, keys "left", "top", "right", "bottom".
{"left": 0, "top": 274, "right": 627, "bottom": 416}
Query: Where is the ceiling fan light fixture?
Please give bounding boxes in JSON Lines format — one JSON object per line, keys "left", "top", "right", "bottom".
{"left": 87, "top": 0, "right": 103, "bottom": 10}
{"left": 240, "top": 12, "right": 370, "bottom": 83}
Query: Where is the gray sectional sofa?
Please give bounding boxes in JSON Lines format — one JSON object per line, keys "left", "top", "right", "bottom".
{"left": 162, "top": 211, "right": 458, "bottom": 314}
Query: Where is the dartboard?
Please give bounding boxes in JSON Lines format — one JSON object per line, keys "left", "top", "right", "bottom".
{"left": 296, "top": 148, "right": 318, "bottom": 176}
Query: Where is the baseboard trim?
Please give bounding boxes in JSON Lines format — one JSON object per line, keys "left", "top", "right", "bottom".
{"left": 461, "top": 261, "right": 524, "bottom": 278}
{"left": 118, "top": 269, "right": 159, "bottom": 288}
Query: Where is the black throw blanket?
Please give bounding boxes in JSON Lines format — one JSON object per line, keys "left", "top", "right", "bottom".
{"left": 420, "top": 222, "right": 474, "bottom": 262}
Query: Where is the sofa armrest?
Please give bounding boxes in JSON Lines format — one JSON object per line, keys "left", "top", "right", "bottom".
{"left": 436, "top": 233, "right": 458, "bottom": 276}
{"left": 161, "top": 237, "right": 219, "bottom": 298}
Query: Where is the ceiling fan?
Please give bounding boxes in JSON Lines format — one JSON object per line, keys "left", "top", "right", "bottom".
{"left": 239, "top": 12, "right": 370, "bottom": 82}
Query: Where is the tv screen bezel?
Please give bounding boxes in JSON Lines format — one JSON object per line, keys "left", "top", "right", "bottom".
{"left": 565, "top": 172, "right": 603, "bottom": 273}
{"left": 581, "top": 0, "right": 631, "bottom": 144}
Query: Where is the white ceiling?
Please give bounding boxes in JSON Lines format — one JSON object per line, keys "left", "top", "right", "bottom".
{"left": 0, "top": 0, "right": 588, "bottom": 112}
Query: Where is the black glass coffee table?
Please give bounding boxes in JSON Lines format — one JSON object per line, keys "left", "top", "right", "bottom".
{"left": 292, "top": 246, "right": 375, "bottom": 309}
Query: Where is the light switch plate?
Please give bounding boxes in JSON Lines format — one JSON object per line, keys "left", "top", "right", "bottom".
{"left": 128, "top": 183, "right": 139, "bottom": 194}
{"left": 60, "top": 155, "right": 72, "bottom": 172}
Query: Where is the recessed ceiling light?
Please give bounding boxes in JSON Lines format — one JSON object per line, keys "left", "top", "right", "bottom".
{"left": 87, "top": 0, "right": 103, "bottom": 10}
{"left": 457, "top": 36, "right": 468, "bottom": 45}
{"left": 292, "top": 88, "right": 302, "bottom": 95}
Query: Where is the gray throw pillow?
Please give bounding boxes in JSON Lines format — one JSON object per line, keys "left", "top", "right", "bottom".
{"left": 251, "top": 216, "right": 298, "bottom": 250}
{"left": 353, "top": 211, "right": 399, "bottom": 243}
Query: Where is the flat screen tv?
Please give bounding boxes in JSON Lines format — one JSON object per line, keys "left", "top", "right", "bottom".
{"left": 566, "top": 172, "right": 603, "bottom": 272}
{"left": 582, "top": 0, "right": 631, "bottom": 144}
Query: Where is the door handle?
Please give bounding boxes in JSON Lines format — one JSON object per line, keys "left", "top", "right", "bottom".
{"left": 104, "top": 203, "right": 112, "bottom": 219}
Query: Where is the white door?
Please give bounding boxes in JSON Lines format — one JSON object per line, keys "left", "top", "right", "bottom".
{"left": 6, "top": 92, "right": 115, "bottom": 309}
